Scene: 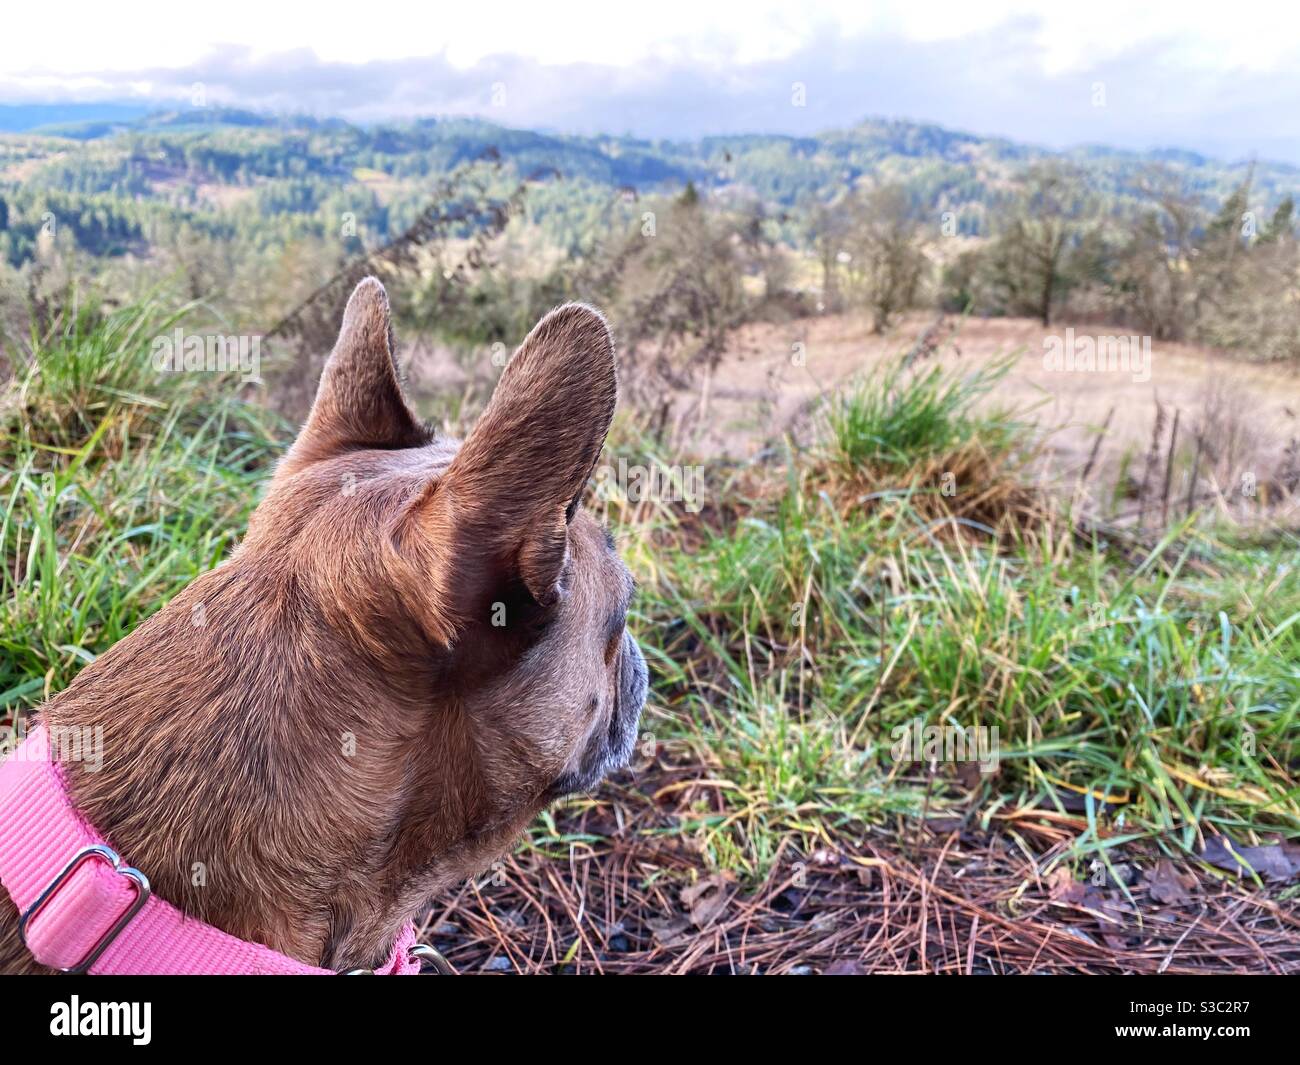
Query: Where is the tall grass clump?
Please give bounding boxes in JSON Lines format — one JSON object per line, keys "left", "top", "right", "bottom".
{"left": 815, "top": 353, "right": 1042, "bottom": 533}
{"left": 3, "top": 294, "right": 200, "bottom": 448}
{"left": 0, "top": 295, "right": 284, "bottom": 708}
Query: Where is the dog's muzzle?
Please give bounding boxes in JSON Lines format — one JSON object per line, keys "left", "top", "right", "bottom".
{"left": 613, "top": 631, "right": 649, "bottom": 765}
{"left": 550, "top": 632, "right": 647, "bottom": 797}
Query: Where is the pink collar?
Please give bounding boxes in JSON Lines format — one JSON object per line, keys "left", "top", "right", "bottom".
{"left": 0, "top": 725, "right": 430, "bottom": 975}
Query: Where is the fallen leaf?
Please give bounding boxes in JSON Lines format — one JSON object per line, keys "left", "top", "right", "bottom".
{"left": 1201, "top": 836, "right": 1300, "bottom": 883}
{"left": 1145, "top": 859, "right": 1197, "bottom": 905}
{"left": 1046, "top": 866, "right": 1079, "bottom": 901}
{"left": 680, "top": 872, "right": 735, "bottom": 929}
{"left": 645, "top": 915, "right": 693, "bottom": 948}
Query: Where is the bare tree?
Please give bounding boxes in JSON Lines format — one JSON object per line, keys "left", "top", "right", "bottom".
{"left": 841, "top": 184, "right": 928, "bottom": 332}
{"left": 1113, "top": 166, "right": 1202, "bottom": 340}
{"left": 806, "top": 198, "right": 848, "bottom": 313}
{"left": 986, "top": 162, "right": 1091, "bottom": 326}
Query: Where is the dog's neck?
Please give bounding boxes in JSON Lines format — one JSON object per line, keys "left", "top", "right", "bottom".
{"left": 16, "top": 556, "right": 534, "bottom": 971}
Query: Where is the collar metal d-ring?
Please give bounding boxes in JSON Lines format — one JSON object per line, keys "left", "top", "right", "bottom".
{"left": 408, "top": 944, "right": 455, "bottom": 974}
{"left": 341, "top": 943, "right": 455, "bottom": 975}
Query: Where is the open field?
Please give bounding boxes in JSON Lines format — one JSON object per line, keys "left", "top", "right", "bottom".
{"left": 667, "top": 313, "right": 1300, "bottom": 524}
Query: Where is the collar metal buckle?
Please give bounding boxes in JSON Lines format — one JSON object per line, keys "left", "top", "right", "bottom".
{"left": 18, "top": 844, "right": 151, "bottom": 974}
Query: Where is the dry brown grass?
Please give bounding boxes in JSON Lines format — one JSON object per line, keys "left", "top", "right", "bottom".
{"left": 809, "top": 436, "right": 1048, "bottom": 540}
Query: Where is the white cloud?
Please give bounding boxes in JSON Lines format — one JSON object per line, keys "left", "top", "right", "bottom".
{"left": 1, "top": 0, "right": 1297, "bottom": 162}
{"left": 3, "top": 0, "right": 1296, "bottom": 75}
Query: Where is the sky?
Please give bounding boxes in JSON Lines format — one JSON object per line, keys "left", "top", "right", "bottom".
{"left": 2, "top": 0, "right": 1298, "bottom": 162}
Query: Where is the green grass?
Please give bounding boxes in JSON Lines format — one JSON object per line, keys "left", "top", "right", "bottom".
{"left": 0, "top": 297, "right": 284, "bottom": 706}
{"left": 820, "top": 353, "right": 1024, "bottom": 475}
{"left": 625, "top": 481, "right": 1298, "bottom": 878}
{"left": 4, "top": 302, "right": 1298, "bottom": 888}
{"left": 604, "top": 361, "right": 1300, "bottom": 881}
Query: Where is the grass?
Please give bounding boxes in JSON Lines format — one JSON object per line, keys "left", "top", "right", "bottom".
{"left": 0, "top": 297, "right": 283, "bottom": 706}
{"left": 821, "top": 353, "right": 1023, "bottom": 475}
{"left": 618, "top": 493, "right": 1299, "bottom": 878}
{"left": 814, "top": 353, "right": 1042, "bottom": 534}
{"left": 595, "top": 359, "right": 1300, "bottom": 882}
{"left": 3, "top": 303, "right": 1298, "bottom": 894}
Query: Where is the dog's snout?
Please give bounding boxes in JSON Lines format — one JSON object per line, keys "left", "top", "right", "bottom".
{"left": 621, "top": 630, "right": 649, "bottom": 718}
{"left": 547, "top": 632, "right": 648, "bottom": 799}
{"left": 609, "top": 631, "right": 647, "bottom": 767}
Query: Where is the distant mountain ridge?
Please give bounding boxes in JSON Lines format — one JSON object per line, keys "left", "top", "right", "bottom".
{"left": 0, "top": 102, "right": 153, "bottom": 133}
{"left": 1, "top": 104, "right": 1295, "bottom": 264}
{"left": 9, "top": 103, "right": 1296, "bottom": 183}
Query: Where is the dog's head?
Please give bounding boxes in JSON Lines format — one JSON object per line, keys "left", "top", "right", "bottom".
{"left": 23, "top": 277, "right": 647, "bottom": 969}
{"left": 247, "top": 277, "right": 645, "bottom": 883}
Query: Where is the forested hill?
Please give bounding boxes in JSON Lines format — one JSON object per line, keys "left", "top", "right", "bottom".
{"left": 2, "top": 105, "right": 1297, "bottom": 264}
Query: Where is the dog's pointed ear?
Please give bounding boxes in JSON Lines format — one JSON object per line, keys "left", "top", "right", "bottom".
{"left": 394, "top": 303, "right": 616, "bottom": 636}
{"left": 286, "top": 277, "right": 426, "bottom": 468}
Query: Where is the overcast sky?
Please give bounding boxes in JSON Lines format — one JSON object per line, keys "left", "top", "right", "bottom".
{"left": 3, "top": 0, "right": 1298, "bottom": 162}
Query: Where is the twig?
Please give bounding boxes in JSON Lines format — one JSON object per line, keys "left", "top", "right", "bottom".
{"left": 1186, "top": 433, "right": 1204, "bottom": 519}
{"left": 1161, "top": 408, "right": 1181, "bottom": 528}
{"left": 1079, "top": 405, "right": 1115, "bottom": 487}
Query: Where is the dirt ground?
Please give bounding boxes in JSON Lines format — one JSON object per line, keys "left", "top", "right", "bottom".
{"left": 673, "top": 313, "right": 1300, "bottom": 518}
{"left": 400, "top": 313, "right": 1300, "bottom": 501}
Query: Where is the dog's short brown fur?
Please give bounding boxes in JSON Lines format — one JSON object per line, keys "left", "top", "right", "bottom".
{"left": 0, "top": 279, "right": 647, "bottom": 973}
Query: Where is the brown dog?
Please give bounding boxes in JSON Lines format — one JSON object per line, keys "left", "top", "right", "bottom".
{"left": 0, "top": 278, "right": 647, "bottom": 973}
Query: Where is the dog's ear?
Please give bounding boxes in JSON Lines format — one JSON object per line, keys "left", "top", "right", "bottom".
{"left": 286, "top": 277, "right": 425, "bottom": 468}
{"left": 394, "top": 303, "right": 616, "bottom": 639}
